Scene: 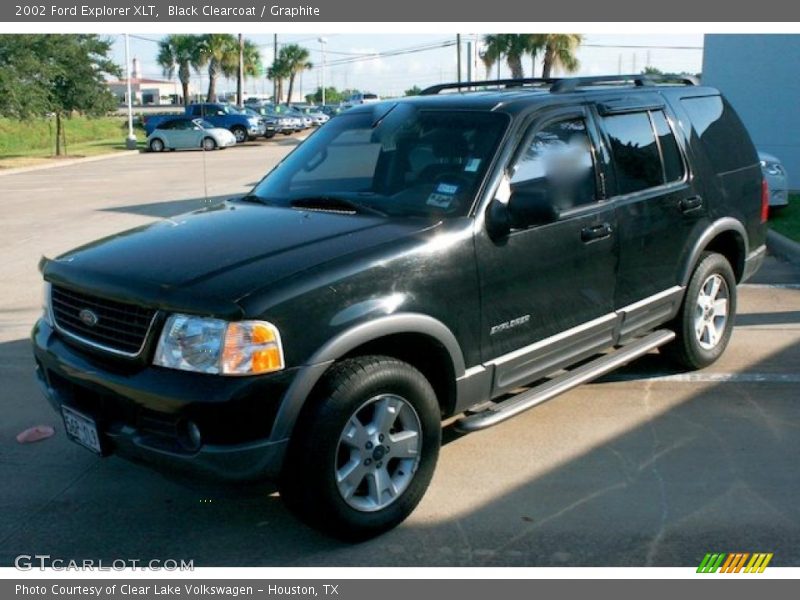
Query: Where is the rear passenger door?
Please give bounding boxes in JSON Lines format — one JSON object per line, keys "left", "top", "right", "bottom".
{"left": 595, "top": 101, "right": 704, "bottom": 310}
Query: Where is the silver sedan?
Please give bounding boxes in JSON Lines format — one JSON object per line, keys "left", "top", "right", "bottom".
{"left": 759, "top": 150, "right": 789, "bottom": 208}
{"left": 147, "top": 118, "right": 237, "bottom": 152}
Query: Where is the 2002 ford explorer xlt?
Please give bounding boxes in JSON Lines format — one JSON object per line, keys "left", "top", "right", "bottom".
{"left": 33, "top": 75, "right": 767, "bottom": 540}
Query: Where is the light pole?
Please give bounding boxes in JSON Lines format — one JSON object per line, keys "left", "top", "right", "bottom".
{"left": 318, "top": 37, "right": 327, "bottom": 106}
{"left": 124, "top": 34, "right": 136, "bottom": 150}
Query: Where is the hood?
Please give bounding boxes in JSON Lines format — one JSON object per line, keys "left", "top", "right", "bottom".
{"left": 44, "top": 202, "right": 433, "bottom": 314}
{"left": 758, "top": 150, "right": 780, "bottom": 164}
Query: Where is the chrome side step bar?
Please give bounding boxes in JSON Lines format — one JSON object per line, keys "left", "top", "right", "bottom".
{"left": 454, "top": 329, "right": 676, "bottom": 433}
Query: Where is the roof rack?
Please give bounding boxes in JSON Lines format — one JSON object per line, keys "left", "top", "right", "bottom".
{"left": 419, "top": 74, "right": 698, "bottom": 96}
{"left": 550, "top": 74, "right": 698, "bottom": 93}
{"left": 419, "top": 77, "right": 560, "bottom": 95}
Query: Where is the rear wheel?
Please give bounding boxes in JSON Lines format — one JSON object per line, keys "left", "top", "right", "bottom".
{"left": 663, "top": 252, "right": 737, "bottom": 369}
{"left": 231, "top": 126, "right": 247, "bottom": 143}
{"left": 201, "top": 137, "right": 217, "bottom": 151}
{"left": 280, "top": 356, "right": 441, "bottom": 541}
{"left": 149, "top": 138, "right": 165, "bottom": 152}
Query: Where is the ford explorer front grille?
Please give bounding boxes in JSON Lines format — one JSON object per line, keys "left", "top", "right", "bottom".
{"left": 50, "top": 285, "right": 157, "bottom": 357}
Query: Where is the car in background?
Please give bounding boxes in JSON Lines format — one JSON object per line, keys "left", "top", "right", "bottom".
{"left": 263, "top": 104, "right": 312, "bottom": 130}
{"left": 143, "top": 103, "right": 264, "bottom": 143}
{"left": 237, "top": 106, "right": 278, "bottom": 139}
{"left": 343, "top": 92, "right": 380, "bottom": 107}
{"left": 246, "top": 104, "right": 297, "bottom": 135}
{"left": 759, "top": 151, "right": 789, "bottom": 209}
{"left": 297, "top": 106, "right": 330, "bottom": 126}
{"left": 146, "top": 118, "right": 236, "bottom": 152}
{"left": 321, "top": 104, "right": 347, "bottom": 117}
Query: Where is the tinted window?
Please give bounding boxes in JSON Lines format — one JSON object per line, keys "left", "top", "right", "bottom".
{"left": 510, "top": 118, "right": 597, "bottom": 209}
{"left": 651, "top": 110, "right": 684, "bottom": 183}
{"left": 250, "top": 105, "right": 509, "bottom": 218}
{"left": 158, "top": 120, "right": 178, "bottom": 130}
{"left": 603, "top": 112, "right": 662, "bottom": 194}
{"left": 681, "top": 95, "right": 758, "bottom": 173}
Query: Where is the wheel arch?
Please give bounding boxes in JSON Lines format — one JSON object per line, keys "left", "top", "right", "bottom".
{"left": 681, "top": 217, "right": 748, "bottom": 285}
{"left": 269, "top": 313, "right": 465, "bottom": 442}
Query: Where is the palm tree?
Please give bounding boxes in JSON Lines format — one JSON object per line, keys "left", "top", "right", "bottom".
{"left": 156, "top": 34, "right": 203, "bottom": 106}
{"left": 481, "top": 34, "right": 545, "bottom": 80}
{"left": 199, "top": 34, "right": 238, "bottom": 102}
{"left": 541, "top": 34, "right": 583, "bottom": 79}
{"left": 278, "top": 44, "right": 313, "bottom": 105}
{"left": 241, "top": 39, "right": 262, "bottom": 81}
{"left": 267, "top": 55, "right": 289, "bottom": 103}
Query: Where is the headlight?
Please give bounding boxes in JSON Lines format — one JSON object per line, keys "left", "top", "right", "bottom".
{"left": 41, "top": 281, "right": 53, "bottom": 326}
{"left": 154, "top": 314, "right": 284, "bottom": 376}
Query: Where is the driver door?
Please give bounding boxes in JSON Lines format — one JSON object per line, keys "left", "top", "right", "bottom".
{"left": 475, "top": 107, "right": 618, "bottom": 393}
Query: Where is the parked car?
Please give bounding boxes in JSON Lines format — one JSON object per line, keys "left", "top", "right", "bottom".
{"left": 237, "top": 106, "right": 278, "bottom": 139}
{"left": 34, "top": 75, "right": 767, "bottom": 541}
{"left": 263, "top": 104, "right": 312, "bottom": 130}
{"left": 246, "top": 104, "right": 297, "bottom": 135}
{"left": 343, "top": 92, "right": 380, "bottom": 107}
{"left": 759, "top": 150, "right": 789, "bottom": 209}
{"left": 143, "top": 103, "right": 265, "bottom": 143}
{"left": 146, "top": 118, "right": 236, "bottom": 152}
{"left": 297, "top": 106, "right": 330, "bottom": 126}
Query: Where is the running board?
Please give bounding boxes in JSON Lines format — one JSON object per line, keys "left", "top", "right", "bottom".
{"left": 454, "top": 329, "right": 675, "bottom": 433}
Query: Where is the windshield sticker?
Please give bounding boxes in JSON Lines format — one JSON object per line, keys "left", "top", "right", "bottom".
{"left": 427, "top": 193, "right": 455, "bottom": 209}
{"left": 435, "top": 182, "right": 459, "bottom": 195}
{"left": 464, "top": 158, "right": 481, "bottom": 172}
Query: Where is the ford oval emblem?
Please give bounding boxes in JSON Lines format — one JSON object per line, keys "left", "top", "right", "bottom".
{"left": 78, "top": 309, "right": 99, "bottom": 327}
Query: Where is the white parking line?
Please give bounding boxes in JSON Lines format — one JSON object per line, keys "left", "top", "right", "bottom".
{"left": 741, "top": 283, "right": 800, "bottom": 289}
{"left": 604, "top": 372, "right": 800, "bottom": 383}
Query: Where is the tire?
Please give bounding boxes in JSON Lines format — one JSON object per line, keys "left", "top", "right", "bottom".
{"left": 280, "top": 356, "right": 441, "bottom": 541}
{"left": 663, "top": 252, "right": 737, "bottom": 370}
{"left": 149, "top": 138, "right": 165, "bottom": 152}
{"left": 201, "top": 137, "right": 217, "bottom": 151}
{"left": 231, "top": 126, "right": 247, "bottom": 144}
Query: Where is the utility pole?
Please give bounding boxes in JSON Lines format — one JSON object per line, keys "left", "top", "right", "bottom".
{"left": 124, "top": 34, "right": 136, "bottom": 150}
{"left": 456, "top": 34, "right": 462, "bottom": 85}
{"left": 273, "top": 34, "right": 278, "bottom": 103}
{"left": 466, "top": 41, "right": 473, "bottom": 82}
{"left": 318, "top": 37, "right": 327, "bottom": 105}
{"left": 237, "top": 33, "right": 244, "bottom": 106}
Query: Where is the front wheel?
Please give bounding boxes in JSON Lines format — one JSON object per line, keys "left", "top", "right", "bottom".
{"left": 280, "top": 356, "right": 441, "bottom": 541}
{"left": 231, "top": 126, "right": 247, "bottom": 143}
{"left": 663, "top": 252, "right": 737, "bottom": 369}
{"left": 201, "top": 137, "right": 217, "bottom": 151}
{"left": 149, "top": 138, "right": 165, "bottom": 152}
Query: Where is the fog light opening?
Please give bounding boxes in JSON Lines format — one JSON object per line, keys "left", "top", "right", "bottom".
{"left": 178, "top": 419, "right": 202, "bottom": 452}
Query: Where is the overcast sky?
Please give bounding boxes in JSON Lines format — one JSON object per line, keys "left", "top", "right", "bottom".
{"left": 112, "top": 33, "right": 704, "bottom": 99}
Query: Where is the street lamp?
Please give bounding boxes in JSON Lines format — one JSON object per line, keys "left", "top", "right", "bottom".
{"left": 124, "top": 34, "right": 137, "bottom": 150}
{"left": 317, "top": 37, "right": 328, "bottom": 106}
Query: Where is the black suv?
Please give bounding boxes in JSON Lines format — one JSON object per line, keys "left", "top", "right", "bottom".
{"left": 33, "top": 75, "right": 767, "bottom": 540}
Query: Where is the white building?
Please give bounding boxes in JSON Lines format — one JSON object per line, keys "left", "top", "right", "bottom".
{"left": 703, "top": 34, "right": 800, "bottom": 190}
{"left": 107, "top": 58, "right": 197, "bottom": 106}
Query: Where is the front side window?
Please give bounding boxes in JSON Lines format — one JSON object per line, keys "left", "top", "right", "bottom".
{"left": 249, "top": 104, "right": 509, "bottom": 218}
{"left": 510, "top": 117, "right": 598, "bottom": 211}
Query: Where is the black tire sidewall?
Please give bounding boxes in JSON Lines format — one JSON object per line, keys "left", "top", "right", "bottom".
{"left": 281, "top": 357, "right": 441, "bottom": 540}
{"left": 231, "top": 126, "right": 246, "bottom": 143}
{"left": 149, "top": 138, "right": 164, "bottom": 152}
{"left": 202, "top": 137, "right": 216, "bottom": 151}
{"left": 679, "top": 253, "right": 737, "bottom": 368}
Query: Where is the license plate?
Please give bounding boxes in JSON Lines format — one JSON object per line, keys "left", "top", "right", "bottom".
{"left": 62, "top": 406, "right": 103, "bottom": 455}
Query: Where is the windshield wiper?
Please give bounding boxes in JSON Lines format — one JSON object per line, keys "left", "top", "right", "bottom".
{"left": 290, "top": 196, "right": 388, "bottom": 217}
{"left": 238, "top": 194, "right": 271, "bottom": 206}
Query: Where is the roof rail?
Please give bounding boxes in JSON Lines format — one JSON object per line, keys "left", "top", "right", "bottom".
{"left": 419, "top": 77, "right": 561, "bottom": 95}
{"left": 419, "top": 74, "right": 698, "bottom": 96}
{"left": 550, "top": 74, "right": 698, "bottom": 93}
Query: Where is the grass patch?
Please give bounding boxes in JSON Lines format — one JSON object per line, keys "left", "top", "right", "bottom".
{"left": 769, "top": 193, "right": 800, "bottom": 243}
{"left": 0, "top": 115, "right": 146, "bottom": 168}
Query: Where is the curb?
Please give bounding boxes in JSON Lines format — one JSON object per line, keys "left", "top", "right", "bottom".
{"left": 0, "top": 150, "right": 140, "bottom": 177}
{"left": 767, "top": 229, "right": 800, "bottom": 265}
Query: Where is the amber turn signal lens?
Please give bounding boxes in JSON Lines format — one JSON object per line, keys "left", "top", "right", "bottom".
{"left": 221, "top": 321, "right": 284, "bottom": 375}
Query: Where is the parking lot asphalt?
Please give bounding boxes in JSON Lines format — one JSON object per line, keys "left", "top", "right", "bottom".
{"left": 1, "top": 140, "right": 799, "bottom": 567}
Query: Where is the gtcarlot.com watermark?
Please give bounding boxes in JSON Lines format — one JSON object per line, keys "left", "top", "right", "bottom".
{"left": 14, "top": 554, "right": 194, "bottom": 571}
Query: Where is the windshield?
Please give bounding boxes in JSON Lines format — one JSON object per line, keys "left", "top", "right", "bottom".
{"left": 248, "top": 103, "right": 508, "bottom": 219}
{"left": 194, "top": 119, "right": 214, "bottom": 129}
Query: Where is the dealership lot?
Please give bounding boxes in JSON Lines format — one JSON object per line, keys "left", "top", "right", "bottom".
{"left": 1, "top": 143, "right": 799, "bottom": 567}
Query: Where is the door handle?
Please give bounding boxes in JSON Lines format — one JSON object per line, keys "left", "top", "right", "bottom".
{"left": 581, "top": 222, "right": 613, "bottom": 243}
{"left": 679, "top": 195, "right": 703, "bottom": 213}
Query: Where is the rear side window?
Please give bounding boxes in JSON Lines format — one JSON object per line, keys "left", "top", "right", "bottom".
{"left": 602, "top": 110, "right": 685, "bottom": 195}
{"left": 603, "top": 112, "right": 663, "bottom": 194}
{"left": 680, "top": 95, "right": 757, "bottom": 174}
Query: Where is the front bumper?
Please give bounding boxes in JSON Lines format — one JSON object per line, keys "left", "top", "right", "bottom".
{"left": 32, "top": 319, "right": 293, "bottom": 482}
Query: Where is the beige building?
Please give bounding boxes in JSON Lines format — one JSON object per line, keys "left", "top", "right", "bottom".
{"left": 107, "top": 58, "right": 197, "bottom": 106}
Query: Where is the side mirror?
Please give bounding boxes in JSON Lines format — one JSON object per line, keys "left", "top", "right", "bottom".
{"left": 216, "top": 110, "right": 225, "bottom": 116}
{"left": 507, "top": 187, "right": 559, "bottom": 229}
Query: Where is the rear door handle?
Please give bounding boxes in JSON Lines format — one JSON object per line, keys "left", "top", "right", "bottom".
{"left": 679, "top": 195, "right": 703, "bottom": 213}
{"left": 581, "top": 222, "right": 613, "bottom": 243}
